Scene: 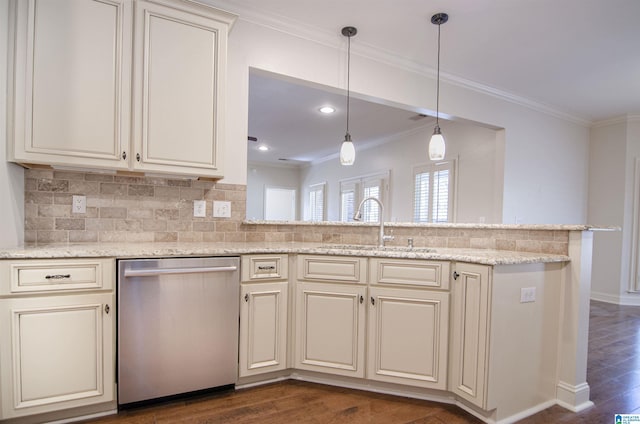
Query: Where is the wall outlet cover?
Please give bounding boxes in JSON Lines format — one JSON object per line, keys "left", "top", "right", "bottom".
{"left": 72, "top": 195, "right": 86, "bottom": 214}
{"left": 520, "top": 287, "right": 536, "bottom": 303}
{"left": 213, "top": 201, "right": 231, "bottom": 218}
{"left": 193, "top": 200, "right": 206, "bottom": 217}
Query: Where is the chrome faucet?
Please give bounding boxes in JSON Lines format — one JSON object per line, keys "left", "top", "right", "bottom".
{"left": 353, "top": 197, "right": 394, "bottom": 248}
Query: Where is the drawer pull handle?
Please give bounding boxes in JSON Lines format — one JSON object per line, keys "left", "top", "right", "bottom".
{"left": 45, "top": 274, "right": 71, "bottom": 280}
{"left": 257, "top": 265, "right": 276, "bottom": 271}
{"left": 104, "top": 304, "right": 110, "bottom": 314}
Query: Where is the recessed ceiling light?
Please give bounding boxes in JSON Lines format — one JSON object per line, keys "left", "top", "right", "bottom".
{"left": 319, "top": 106, "right": 335, "bottom": 114}
{"left": 258, "top": 145, "right": 269, "bottom": 152}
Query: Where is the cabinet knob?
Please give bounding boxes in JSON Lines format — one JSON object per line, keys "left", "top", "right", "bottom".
{"left": 453, "top": 271, "right": 460, "bottom": 280}
{"left": 244, "top": 293, "right": 249, "bottom": 302}
{"left": 359, "top": 295, "right": 364, "bottom": 304}
{"left": 370, "top": 297, "right": 375, "bottom": 306}
{"left": 104, "top": 304, "right": 110, "bottom": 314}
{"left": 122, "top": 151, "right": 127, "bottom": 160}
{"left": 136, "top": 153, "right": 141, "bottom": 162}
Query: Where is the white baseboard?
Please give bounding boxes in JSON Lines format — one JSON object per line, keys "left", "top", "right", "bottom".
{"left": 556, "top": 381, "right": 594, "bottom": 412}
{"left": 591, "top": 291, "right": 640, "bottom": 306}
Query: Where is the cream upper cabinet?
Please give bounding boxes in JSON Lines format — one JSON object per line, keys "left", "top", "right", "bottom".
{"left": 7, "top": 0, "right": 235, "bottom": 178}
{"left": 368, "top": 286, "right": 449, "bottom": 390}
{"left": 130, "top": 0, "right": 232, "bottom": 176}
{"left": 7, "top": 0, "right": 132, "bottom": 170}
{"left": 0, "top": 258, "right": 116, "bottom": 420}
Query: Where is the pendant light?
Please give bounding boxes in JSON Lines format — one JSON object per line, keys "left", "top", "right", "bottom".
{"left": 340, "top": 26, "right": 357, "bottom": 166}
{"left": 429, "top": 13, "right": 448, "bottom": 161}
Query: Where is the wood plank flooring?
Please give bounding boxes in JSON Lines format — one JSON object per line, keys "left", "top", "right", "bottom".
{"left": 84, "top": 300, "right": 640, "bottom": 424}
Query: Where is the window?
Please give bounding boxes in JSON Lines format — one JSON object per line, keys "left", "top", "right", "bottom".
{"left": 340, "top": 172, "right": 389, "bottom": 222}
{"left": 308, "top": 183, "right": 325, "bottom": 221}
{"left": 413, "top": 161, "right": 454, "bottom": 223}
{"left": 264, "top": 186, "right": 297, "bottom": 220}
{"left": 340, "top": 182, "right": 357, "bottom": 222}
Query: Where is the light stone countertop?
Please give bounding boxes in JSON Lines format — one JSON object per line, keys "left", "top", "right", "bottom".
{"left": 0, "top": 242, "right": 570, "bottom": 266}
{"left": 243, "top": 221, "right": 618, "bottom": 231}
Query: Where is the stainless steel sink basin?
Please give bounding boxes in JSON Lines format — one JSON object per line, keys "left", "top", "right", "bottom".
{"left": 319, "top": 244, "right": 436, "bottom": 253}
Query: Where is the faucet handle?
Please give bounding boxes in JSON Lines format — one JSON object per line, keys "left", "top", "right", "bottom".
{"left": 382, "top": 234, "right": 395, "bottom": 242}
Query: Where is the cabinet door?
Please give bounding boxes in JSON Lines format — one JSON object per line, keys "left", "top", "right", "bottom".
{"left": 0, "top": 293, "right": 115, "bottom": 420}
{"left": 8, "top": 0, "right": 131, "bottom": 169}
{"left": 368, "top": 287, "right": 449, "bottom": 389}
{"left": 239, "top": 282, "right": 288, "bottom": 377}
{"left": 132, "top": 0, "right": 231, "bottom": 177}
{"left": 295, "top": 282, "right": 366, "bottom": 378}
{"left": 449, "top": 263, "right": 491, "bottom": 408}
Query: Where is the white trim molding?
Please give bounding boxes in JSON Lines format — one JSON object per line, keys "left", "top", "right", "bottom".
{"left": 556, "top": 381, "right": 594, "bottom": 413}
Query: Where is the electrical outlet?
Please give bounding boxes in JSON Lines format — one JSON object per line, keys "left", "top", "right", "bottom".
{"left": 213, "top": 201, "right": 231, "bottom": 218}
{"left": 72, "top": 195, "right": 86, "bottom": 214}
{"left": 520, "top": 287, "right": 536, "bottom": 303}
{"left": 193, "top": 200, "right": 206, "bottom": 217}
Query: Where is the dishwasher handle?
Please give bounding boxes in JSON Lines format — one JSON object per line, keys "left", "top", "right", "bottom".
{"left": 123, "top": 265, "right": 238, "bottom": 278}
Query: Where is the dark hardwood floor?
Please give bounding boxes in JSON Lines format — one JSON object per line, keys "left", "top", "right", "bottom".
{"left": 85, "top": 300, "right": 640, "bottom": 424}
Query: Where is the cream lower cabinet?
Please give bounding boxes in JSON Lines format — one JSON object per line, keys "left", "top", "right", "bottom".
{"left": 0, "top": 258, "right": 115, "bottom": 421}
{"left": 448, "top": 262, "right": 491, "bottom": 409}
{"left": 368, "top": 286, "right": 449, "bottom": 389}
{"left": 239, "top": 282, "right": 288, "bottom": 377}
{"left": 295, "top": 281, "right": 366, "bottom": 378}
{"left": 239, "top": 255, "right": 289, "bottom": 377}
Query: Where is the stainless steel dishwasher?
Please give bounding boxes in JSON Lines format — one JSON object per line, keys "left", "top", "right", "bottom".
{"left": 117, "top": 257, "right": 239, "bottom": 406}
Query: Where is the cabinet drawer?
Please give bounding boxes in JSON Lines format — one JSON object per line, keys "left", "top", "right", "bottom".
{"left": 0, "top": 259, "right": 114, "bottom": 295}
{"left": 241, "top": 255, "right": 288, "bottom": 282}
{"left": 370, "top": 258, "right": 449, "bottom": 289}
{"left": 297, "top": 255, "right": 366, "bottom": 283}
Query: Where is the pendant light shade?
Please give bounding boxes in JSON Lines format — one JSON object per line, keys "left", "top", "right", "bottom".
{"left": 340, "top": 133, "right": 355, "bottom": 165}
{"left": 429, "top": 125, "right": 445, "bottom": 161}
{"left": 340, "top": 26, "right": 357, "bottom": 166}
{"left": 429, "top": 13, "right": 448, "bottom": 161}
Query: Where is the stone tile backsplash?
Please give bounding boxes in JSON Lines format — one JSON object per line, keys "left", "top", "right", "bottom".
{"left": 24, "top": 169, "right": 247, "bottom": 244}
{"left": 24, "top": 169, "right": 569, "bottom": 255}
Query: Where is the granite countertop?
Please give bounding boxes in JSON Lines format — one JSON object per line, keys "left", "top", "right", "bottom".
{"left": 243, "top": 221, "right": 619, "bottom": 231}
{"left": 0, "top": 242, "right": 570, "bottom": 266}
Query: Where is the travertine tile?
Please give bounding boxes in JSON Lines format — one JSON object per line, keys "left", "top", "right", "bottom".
{"left": 55, "top": 218, "right": 85, "bottom": 231}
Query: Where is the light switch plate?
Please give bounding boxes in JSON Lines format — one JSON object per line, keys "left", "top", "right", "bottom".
{"left": 193, "top": 200, "right": 206, "bottom": 217}
{"left": 213, "top": 201, "right": 231, "bottom": 218}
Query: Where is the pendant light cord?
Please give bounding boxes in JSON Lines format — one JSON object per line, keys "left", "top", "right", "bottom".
{"left": 346, "top": 33, "right": 351, "bottom": 135}
{"left": 435, "top": 21, "right": 441, "bottom": 127}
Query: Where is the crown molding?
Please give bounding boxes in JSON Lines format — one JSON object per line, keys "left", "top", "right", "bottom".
{"left": 592, "top": 114, "right": 640, "bottom": 128}
{"left": 204, "top": 0, "right": 592, "bottom": 127}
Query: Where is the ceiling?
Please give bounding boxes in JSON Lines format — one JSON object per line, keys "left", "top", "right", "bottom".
{"left": 206, "top": 0, "right": 640, "bottom": 164}
{"left": 208, "top": 0, "right": 640, "bottom": 123}
{"left": 247, "top": 71, "right": 436, "bottom": 165}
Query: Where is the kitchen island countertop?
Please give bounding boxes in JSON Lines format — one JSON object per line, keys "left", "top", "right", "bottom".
{"left": 0, "top": 242, "right": 570, "bottom": 266}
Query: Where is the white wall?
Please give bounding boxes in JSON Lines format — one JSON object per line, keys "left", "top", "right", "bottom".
{"left": 588, "top": 116, "right": 640, "bottom": 305}
{"left": 222, "top": 18, "right": 590, "bottom": 224}
{"left": 0, "top": 2, "right": 25, "bottom": 248}
{"left": 246, "top": 163, "right": 300, "bottom": 220}
{"left": 297, "top": 119, "right": 500, "bottom": 223}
